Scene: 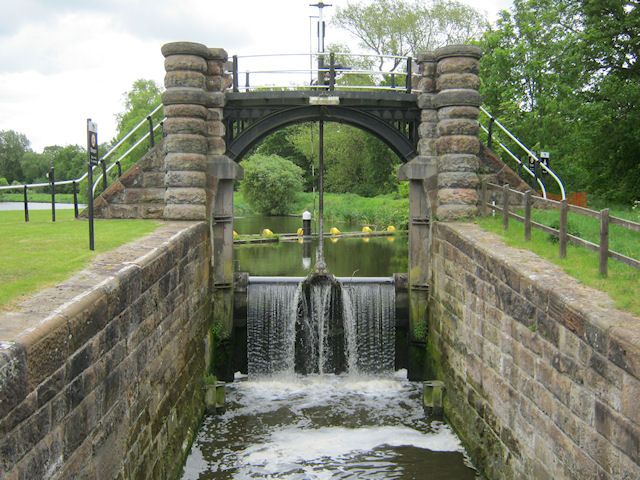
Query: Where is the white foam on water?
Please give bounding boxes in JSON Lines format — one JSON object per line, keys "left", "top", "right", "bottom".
{"left": 239, "top": 425, "right": 463, "bottom": 474}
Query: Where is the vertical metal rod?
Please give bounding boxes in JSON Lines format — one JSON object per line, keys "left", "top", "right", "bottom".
{"left": 405, "top": 57, "right": 412, "bottom": 93}
{"left": 245, "top": 72, "right": 250, "bottom": 92}
{"left": 161, "top": 121, "right": 165, "bottom": 138}
{"left": 116, "top": 161, "right": 122, "bottom": 177}
{"left": 316, "top": 119, "right": 325, "bottom": 271}
{"left": 329, "top": 52, "right": 335, "bottom": 91}
{"left": 232, "top": 55, "right": 239, "bottom": 92}
{"left": 72, "top": 181, "right": 78, "bottom": 218}
{"left": 524, "top": 190, "right": 532, "bottom": 241}
{"left": 488, "top": 118, "right": 494, "bottom": 150}
{"left": 88, "top": 164, "right": 94, "bottom": 251}
{"left": 147, "top": 116, "right": 154, "bottom": 148}
{"left": 502, "top": 184, "right": 509, "bottom": 230}
{"left": 391, "top": 73, "right": 396, "bottom": 89}
{"left": 100, "top": 160, "right": 108, "bottom": 191}
{"left": 23, "top": 185, "right": 29, "bottom": 222}
{"left": 49, "top": 166, "right": 56, "bottom": 222}
{"left": 599, "top": 208, "right": 609, "bottom": 277}
{"left": 559, "top": 199, "right": 568, "bottom": 258}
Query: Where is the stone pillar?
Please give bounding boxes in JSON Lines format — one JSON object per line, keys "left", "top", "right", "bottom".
{"left": 161, "top": 42, "right": 213, "bottom": 220}
{"left": 434, "top": 45, "right": 482, "bottom": 220}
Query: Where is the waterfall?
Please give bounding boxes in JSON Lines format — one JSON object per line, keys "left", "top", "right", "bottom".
{"left": 246, "top": 277, "right": 395, "bottom": 376}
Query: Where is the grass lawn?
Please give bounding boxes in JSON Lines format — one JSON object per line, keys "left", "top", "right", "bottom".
{"left": 476, "top": 214, "right": 640, "bottom": 317}
{"left": 0, "top": 209, "right": 159, "bottom": 310}
{"left": 0, "top": 192, "right": 76, "bottom": 203}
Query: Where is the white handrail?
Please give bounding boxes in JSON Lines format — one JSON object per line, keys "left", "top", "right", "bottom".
{"left": 0, "top": 104, "right": 163, "bottom": 194}
{"left": 480, "top": 106, "right": 566, "bottom": 199}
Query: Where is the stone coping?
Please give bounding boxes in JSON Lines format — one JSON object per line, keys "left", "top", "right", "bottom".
{"left": 441, "top": 222, "right": 640, "bottom": 381}
{"left": 0, "top": 221, "right": 207, "bottom": 346}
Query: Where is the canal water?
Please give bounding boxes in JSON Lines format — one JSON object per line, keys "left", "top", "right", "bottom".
{"left": 180, "top": 215, "right": 477, "bottom": 479}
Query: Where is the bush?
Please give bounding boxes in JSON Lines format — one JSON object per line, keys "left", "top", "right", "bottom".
{"left": 0, "top": 177, "right": 8, "bottom": 186}
{"left": 240, "top": 154, "right": 303, "bottom": 215}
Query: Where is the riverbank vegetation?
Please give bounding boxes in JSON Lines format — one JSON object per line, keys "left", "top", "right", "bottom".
{"left": 0, "top": 209, "right": 158, "bottom": 310}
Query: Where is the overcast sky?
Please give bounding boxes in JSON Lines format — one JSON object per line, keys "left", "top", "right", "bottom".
{"left": 0, "top": 0, "right": 512, "bottom": 152}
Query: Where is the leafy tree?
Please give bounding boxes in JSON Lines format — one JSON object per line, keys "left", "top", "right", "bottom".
{"left": 240, "top": 154, "right": 304, "bottom": 215}
{"left": 334, "top": 0, "right": 488, "bottom": 70}
{"left": 0, "top": 130, "right": 29, "bottom": 183}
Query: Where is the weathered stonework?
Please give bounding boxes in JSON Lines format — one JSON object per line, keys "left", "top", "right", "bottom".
{"left": 429, "top": 222, "right": 640, "bottom": 479}
{"left": 0, "top": 223, "right": 211, "bottom": 479}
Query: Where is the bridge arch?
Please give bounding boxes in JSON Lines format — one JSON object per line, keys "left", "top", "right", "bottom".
{"left": 226, "top": 105, "right": 418, "bottom": 163}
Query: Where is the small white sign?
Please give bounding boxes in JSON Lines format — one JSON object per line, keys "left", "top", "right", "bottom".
{"left": 309, "top": 96, "right": 340, "bottom": 105}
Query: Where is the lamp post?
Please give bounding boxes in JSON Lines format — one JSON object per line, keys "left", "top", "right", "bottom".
{"left": 310, "top": 1, "right": 332, "bottom": 86}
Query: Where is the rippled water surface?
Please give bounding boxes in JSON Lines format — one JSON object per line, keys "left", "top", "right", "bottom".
{"left": 181, "top": 372, "right": 477, "bottom": 479}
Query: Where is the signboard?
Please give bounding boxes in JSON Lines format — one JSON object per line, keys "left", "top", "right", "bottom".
{"left": 309, "top": 96, "right": 340, "bottom": 105}
{"left": 87, "top": 120, "right": 98, "bottom": 166}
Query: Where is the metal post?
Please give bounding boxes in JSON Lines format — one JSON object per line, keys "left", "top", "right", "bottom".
{"left": 232, "top": 55, "right": 239, "bottom": 92}
{"left": 405, "top": 57, "right": 412, "bottom": 93}
{"left": 116, "top": 161, "right": 122, "bottom": 177}
{"left": 329, "top": 52, "right": 335, "bottom": 91}
{"left": 391, "top": 73, "right": 396, "bottom": 89}
{"left": 502, "top": 184, "right": 509, "bottom": 230}
{"left": 559, "top": 199, "right": 568, "bottom": 259}
{"left": 161, "top": 121, "right": 165, "bottom": 138}
{"left": 487, "top": 117, "right": 494, "bottom": 150}
{"left": 23, "top": 185, "right": 29, "bottom": 222}
{"left": 147, "top": 115, "right": 154, "bottom": 148}
{"left": 88, "top": 164, "right": 94, "bottom": 251}
{"left": 524, "top": 190, "right": 532, "bottom": 241}
{"left": 245, "top": 72, "right": 250, "bottom": 92}
{"left": 599, "top": 208, "right": 609, "bottom": 277}
{"left": 316, "top": 120, "right": 326, "bottom": 272}
{"left": 100, "top": 159, "right": 108, "bottom": 191}
{"left": 49, "top": 166, "right": 56, "bottom": 222}
{"left": 72, "top": 180, "right": 78, "bottom": 218}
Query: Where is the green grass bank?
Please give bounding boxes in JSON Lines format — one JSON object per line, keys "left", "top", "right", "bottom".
{"left": 235, "top": 191, "right": 409, "bottom": 230}
{"left": 0, "top": 209, "right": 159, "bottom": 310}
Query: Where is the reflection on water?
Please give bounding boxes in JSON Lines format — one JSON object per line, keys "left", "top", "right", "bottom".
{"left": 234, "top": 235, "right": 407, "bottom": 277}
{"left": 181, "top": 372, "right": 478, "bottom": 480}
{"left": 234, "top": 216, "right": 358, "bottom": 236}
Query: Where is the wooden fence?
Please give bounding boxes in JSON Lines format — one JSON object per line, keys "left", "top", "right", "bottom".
{"left": 479, "top": 181, "right": 640, "bottom": 276}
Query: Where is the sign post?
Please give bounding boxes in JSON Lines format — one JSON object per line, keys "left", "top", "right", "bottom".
{"left": 87, "top": 119, "right": 98, "bottom": 251}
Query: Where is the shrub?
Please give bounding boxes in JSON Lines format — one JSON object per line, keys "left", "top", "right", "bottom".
{"left": 240, "top": 154, "right": 303, "bottom": 215}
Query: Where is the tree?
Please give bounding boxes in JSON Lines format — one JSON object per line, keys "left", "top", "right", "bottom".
{"left": 333, "top": 0, "right": 488, "bottom": 70}
{"left": 0, "top": 130, "right": 29, "bottom": 183}
{"left": 240, "top": 154, "right": 304, "bottom": 215}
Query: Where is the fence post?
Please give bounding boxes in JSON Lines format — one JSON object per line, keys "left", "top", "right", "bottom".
{"left": 502, "top": 183, "right": 509, "bottom": 230}
{"left": 487, "top": 117, "right": 494, "bottom": 150}
{"left": 147, "top": 115, "right": 154, "bottom": 148}
{"left": 232, "top": 55, "right": 239, "bottom": 92}
{"left": 559, "top": 199, "right": 568, "bottom": 258}
{"left": 480, "top": 179, "right": 487, "bottom": 216}
{"left": 49, "top": 166, "right": 56, "bottom": 222}
{"left": 405, "top": 57, "right": 412, "bottom": 93}
{"left": 245, "top": 72, "right": 250, "bottom": 92}
{"left": 72, "top": 180, "right": 78, "bottom": 218}
{"left": 100, "top": 159, "right": 108, "bottom": 192}
{"left": 599, "top": 208, "right": 609, "bottom": 277}
{"left": 329, "top": 52, "right": 335, "bottom": 91}
{"left": 116, "top": 161, "right": 122, "bottom": 177}
{"left": 524, "top": 190, "right": 532, "bottom": 241}
{"left": 23, "top": 185, "right": 29, "bottom": 223}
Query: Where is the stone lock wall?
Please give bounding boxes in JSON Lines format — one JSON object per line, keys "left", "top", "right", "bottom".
{"left": 0, "top": 222, "right": 211, "bottom": 479}
{"left": 429, "top": 222, "right": 640, "bottom": 479}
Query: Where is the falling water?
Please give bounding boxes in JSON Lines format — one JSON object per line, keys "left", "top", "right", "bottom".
{"left": 247, "top": 282, "right": 300, "bottom": 375}
{"left": 246, "top": 276, "right": 395, "bottom": 376}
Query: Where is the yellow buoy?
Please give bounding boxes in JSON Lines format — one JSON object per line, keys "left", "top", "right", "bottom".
{"left": 362, "top": 226, "right": 373, "bottom": 234}
{"left": 386, "top": 225, "right": 396, "bottom": 233}
{"left": 233, "top": 230, "right": 239, "bottom": 240}
{"left": 362, "top": 237, "right": 370, "bottom": 243}
{"left": 297, "top": 227, "right": 304, "bottom": 236}
{"left": 330, "top": 237, "right": 339, "bottom": 243}
{"left": 329, "top": 227, "right": 341, "bottom": 235}
{"left": 261, "top": 228, "right": 274, "bottom": 238}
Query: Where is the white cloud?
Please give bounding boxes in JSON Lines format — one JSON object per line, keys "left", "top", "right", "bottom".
{"left": 0, "top": 0, "right": 513, "bottom": 152}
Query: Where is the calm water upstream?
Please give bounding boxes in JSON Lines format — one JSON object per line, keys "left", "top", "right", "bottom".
{"left": 181, "top": 372, "right": 478, "bottom": 480}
